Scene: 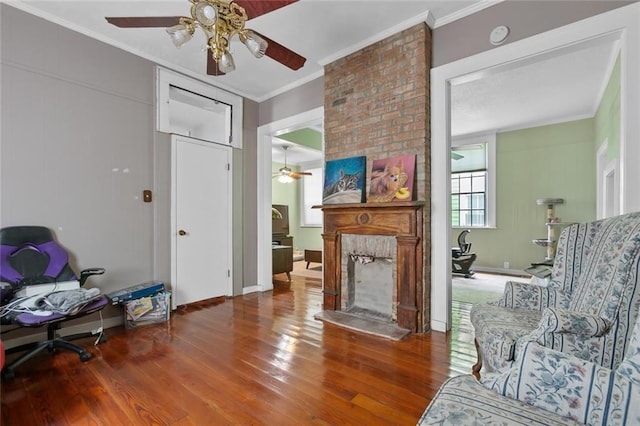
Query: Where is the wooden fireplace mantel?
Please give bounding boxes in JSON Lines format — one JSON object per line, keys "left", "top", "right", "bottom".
{"left": 317, "top": 202, "right": 424, "bottom": 333}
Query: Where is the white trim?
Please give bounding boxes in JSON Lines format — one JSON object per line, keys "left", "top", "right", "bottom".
{"left": 157, "top": 67, "right": 243, "bottom": 149}
{"left": 596, "top": 140, "right": 608, "bottom": 220}
{"left": 433, "top": 1, "right": 504, "bottom": 29}
{"left": 431, "top": 3, "right": 640, "bottom": 332}
{"left": 255, "top": 70, "right": 325, "bottom": 103}
{"left": 242, "top": 285, "right": 262, "bottom": 295}
{"left": 256, "top": 107, "right": 324, "bottom": 293}
{"left": 603, "top": 159, "right": 621, "bottom": 218}
{"left": 318, "top": 14, "right": 432, "bottom": 66}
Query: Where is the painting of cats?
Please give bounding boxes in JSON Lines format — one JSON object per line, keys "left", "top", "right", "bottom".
{"left": 323, "top": 156, "right": 366, "bottom": 204}
{"left": 368, "top": 155, "right": 416, "bottom": 202}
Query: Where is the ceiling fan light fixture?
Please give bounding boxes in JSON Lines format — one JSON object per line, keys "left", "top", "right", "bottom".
{"left": 166, "top": 24, "right": 193, "bottom": 48}
{"left": 106, "top": 1, "right": 307, "bottom": 76}
{"left": 278, "top": 174, "right": 294, "bottom": 184}
{"left": 194, "top": 2, "right": 218, "bottom": 26}
{"left": 218, "top": 51, "right": 236, "bottom": 73}
{"left": 241, "top": 31, "right": 268, "bottom": 58}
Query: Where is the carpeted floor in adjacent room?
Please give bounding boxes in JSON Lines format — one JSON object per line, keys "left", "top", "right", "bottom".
{"left": 452, "top": 272, "right": 530, "bottom": 304}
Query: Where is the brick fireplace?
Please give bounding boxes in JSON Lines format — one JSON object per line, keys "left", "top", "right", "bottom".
{"left": 323, "top": 22, "right": 431, "bottom": 331}
{"left": 318, "top": 202, "right": 424, "bottom": 335}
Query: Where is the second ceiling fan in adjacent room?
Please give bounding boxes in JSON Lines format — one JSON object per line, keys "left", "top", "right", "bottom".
{"left": 273, "top": 145, "right": 312, "bottom": 183}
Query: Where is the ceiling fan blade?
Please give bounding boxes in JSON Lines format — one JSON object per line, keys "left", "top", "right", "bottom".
{"left": 207, "top": 52, "right": 226, "bottom": 76}
{"left": 289, "top": 171, "right": 312, "bottom": 178}
{"left": 235, "top": 0, "right": 298, "bottom": 20}
{"left": 254, "top": 32, "right": 306, "bottom": 71}
{"left": 105, "top": 16, "right": 182, "bottom": 28}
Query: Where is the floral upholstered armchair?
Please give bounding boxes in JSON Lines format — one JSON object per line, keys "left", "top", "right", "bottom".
{"left": 470, "top": 211, "right": 640, "bottom": 374}
{"left": 418, "top": 310, "right": 640, "bottom": 425}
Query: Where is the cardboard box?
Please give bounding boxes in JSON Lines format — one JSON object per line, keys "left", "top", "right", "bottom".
{"left": 124, "top": 291, "right": 170, "bottom": 329}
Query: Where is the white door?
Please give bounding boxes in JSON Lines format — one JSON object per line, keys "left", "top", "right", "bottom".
{"left": 171, "top": 135, "right": 232, "bottom": 307}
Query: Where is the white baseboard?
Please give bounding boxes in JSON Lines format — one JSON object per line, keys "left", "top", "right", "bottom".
{"left": 430, "top": 319, "right": 448, "bottom": 333}
{"left": 242, "top": 285, "right": 262, "bottom": 295}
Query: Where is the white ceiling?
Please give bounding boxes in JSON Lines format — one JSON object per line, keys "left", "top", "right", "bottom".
{"left": 271, "top": 137, "right": 322, "bottom": 165}
{"left": 9, "top": 0, "right": 479, "bottom": 102}
{"left": 451, "top": 34, "right": 620, "bottom": 138}
{"left": 6, "top": 1, "right": 621, "bottom": 141}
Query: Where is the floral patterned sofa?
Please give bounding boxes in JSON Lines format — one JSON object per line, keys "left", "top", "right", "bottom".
{"left": 418, "top": 310, "right": 640, "bottom": 425}
{"left": 470, "top": 211, "right": 640, "bottom": 374}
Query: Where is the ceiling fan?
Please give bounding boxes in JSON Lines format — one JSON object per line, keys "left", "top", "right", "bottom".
{"left": 105, "top": 0, "right": 306, "bottom": 76}
{"left": 273, "top": 145, "right": 312, "bottom": 182}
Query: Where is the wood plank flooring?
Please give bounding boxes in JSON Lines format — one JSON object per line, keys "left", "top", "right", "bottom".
{"left": 1, "top": 275, "right": 477, "bottom": 425}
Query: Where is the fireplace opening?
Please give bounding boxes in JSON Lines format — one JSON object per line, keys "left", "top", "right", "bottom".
{"left": 345, "top": 256, "right": 394, "bottom": 322}
{"left": 341, "top": 234, "right": 397, "bottom": 324}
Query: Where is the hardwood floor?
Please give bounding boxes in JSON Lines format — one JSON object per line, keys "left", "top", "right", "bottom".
{"left": 1, "top": 276, "right": 476, "bottom": 425}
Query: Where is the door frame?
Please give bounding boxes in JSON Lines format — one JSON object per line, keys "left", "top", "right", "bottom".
{"left": 430, "top": 4, "right": 640, "bottom": 332}
{"left": 255, "top": 107, "right": 324, "bottom": 293}
{"left": 170, "top": 134, "right": 233, "bottom": 308}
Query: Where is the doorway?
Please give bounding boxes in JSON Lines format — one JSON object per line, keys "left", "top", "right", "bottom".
{"left": 256, "top": 107, "right": 324, "bottom": 293}
{"left": 430, "top": 5, "right": 640, "bottom": 332}
{"left": 170, "top": 135, "right": 232, "bottom": 307}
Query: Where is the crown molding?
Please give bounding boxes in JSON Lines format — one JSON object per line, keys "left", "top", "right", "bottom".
{"left": 318, "top": 11, "right": 433, "bottom": 66}
{"left": 433, "top": 0, "right": 503, "bottom": 29}
{"left": 255, "top": 69, "right": 324, "bottom": 103}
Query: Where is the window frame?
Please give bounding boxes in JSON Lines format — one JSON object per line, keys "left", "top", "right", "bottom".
{"left": 451, "top": 133, "right": 496, "bottom": 229}
{"left": 299, "top": 163, "right": 323, "bottom": 227}
{"left": 156, "top": 67, "right": 243, "bottom": 148}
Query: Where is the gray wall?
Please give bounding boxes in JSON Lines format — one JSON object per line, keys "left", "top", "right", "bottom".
{"left": 432, "top": 1, "right": 632, "bottom": 67}
{"left": 241, "top": 99, "right": 259, "bottom": 288}
{"left": 1, "top": 5, "right": 155, "bottom": 301}
{"left": 0, "top": 3, "right": 253, "bottom": 327}
{"left": 258, "top": 77, "right": 324, "bottom": 126}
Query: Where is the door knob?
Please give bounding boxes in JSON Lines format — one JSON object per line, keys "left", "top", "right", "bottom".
{"left": 178, "top": 229, "right": 187, "bottom": 236}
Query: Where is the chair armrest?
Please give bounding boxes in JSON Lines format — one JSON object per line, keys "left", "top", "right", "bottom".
{"left": 498, "top": 282, "right": 569, "bottom": 310}
{"left": 78, "top": 267, "right": 105, "bottom": 287}
{"left": 530, "top": 307, "right": 611, "bottom": 339}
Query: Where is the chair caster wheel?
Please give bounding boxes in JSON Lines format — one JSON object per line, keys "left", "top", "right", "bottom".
{"left": 79, "top": 352, "right": 92, "bottom": 362}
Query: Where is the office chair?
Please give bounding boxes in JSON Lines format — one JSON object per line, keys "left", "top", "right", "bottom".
{"left": 0, "top": 226, "right": 108, "bottom": 379}
{"left": 452, "top": 229, "right": 476, "bottom": 278}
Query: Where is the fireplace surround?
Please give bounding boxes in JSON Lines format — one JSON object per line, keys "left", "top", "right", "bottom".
{"left": 317, "top": 202, "right": 424, "bottom": 335}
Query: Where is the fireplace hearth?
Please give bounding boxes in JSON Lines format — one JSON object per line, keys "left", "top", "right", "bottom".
{"left": 314, "top": 202, "right": 424, "bottom": 338}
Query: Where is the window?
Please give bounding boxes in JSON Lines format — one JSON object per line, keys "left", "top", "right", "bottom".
{"left": 301, "top": 167, "right": 323, "bottom": 227}
{"left": 451, "top": 171, "right": 486, "bottom": 226}
{"left": 451, "top": 134, "right": 496, "bottom": 228}
{"left": 156, "top": 67, "right": 243, "bottom": 148}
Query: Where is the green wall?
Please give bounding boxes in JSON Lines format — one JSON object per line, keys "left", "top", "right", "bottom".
{"left": 457, "top": 119, "right": 597, "bottom": 271}
{"left": 457, "top": 52, "right": 621, "bottom": 272}
{"left": 272, "top": 161, "right": 323, "bottom": 252}
{"left": 595, "top": 54, "right": 621, "bottom": 160}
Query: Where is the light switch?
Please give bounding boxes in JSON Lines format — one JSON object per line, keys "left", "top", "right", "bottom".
{"left": 143, "top": 190, "right": 152, "bottom": 203}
